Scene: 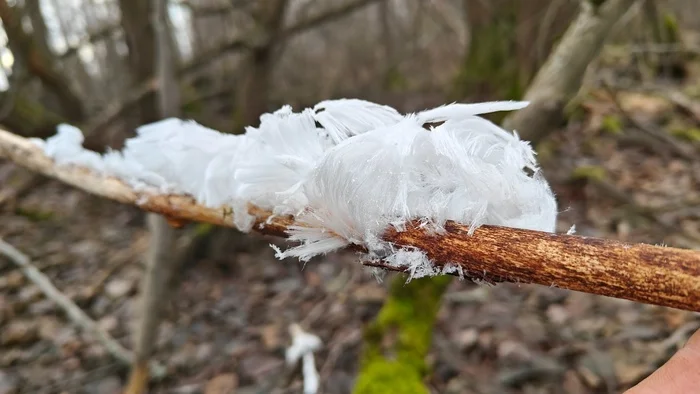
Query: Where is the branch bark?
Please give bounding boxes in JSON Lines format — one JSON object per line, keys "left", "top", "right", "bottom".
{"left": 502, "top": 0, "right": 639, "bottom": 143}
{"left": 1, "top": 127, "right": 698, "bottom": 312}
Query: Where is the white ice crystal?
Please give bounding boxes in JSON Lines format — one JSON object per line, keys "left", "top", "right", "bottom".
{"left": 286, "top": 324, "right": 322, "bottom": 394}
{"left": 40, "top": 98, "right": 557, "bottom": 278}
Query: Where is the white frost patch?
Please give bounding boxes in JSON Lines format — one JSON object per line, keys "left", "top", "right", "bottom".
{"left": 40, "top": 99, "right": 557, "bottom": 278}
{"left": 286, "top": 324, "right": 322, "bottom": 394}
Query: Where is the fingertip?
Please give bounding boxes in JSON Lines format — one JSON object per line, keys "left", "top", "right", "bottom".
{"left": 625, "top": 328, "right": 700, "bottom": 394}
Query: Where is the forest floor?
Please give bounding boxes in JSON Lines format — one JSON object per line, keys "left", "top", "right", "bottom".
{"left": 1, "top": 63, "right": 700, "bottom": 394}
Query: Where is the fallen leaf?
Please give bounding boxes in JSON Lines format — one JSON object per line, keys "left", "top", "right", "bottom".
{"left": 204, "top": 373, "right": 238, "bottom": 394}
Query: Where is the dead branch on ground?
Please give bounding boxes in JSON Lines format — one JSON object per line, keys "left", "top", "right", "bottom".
{"left": 0, "top": 238, "right": 166, "bottom": 376}
{"left": 1, "top": 127, "right": 699, "bottom": 312}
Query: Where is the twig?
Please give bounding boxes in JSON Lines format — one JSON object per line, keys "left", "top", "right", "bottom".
{"left": 319, "top": 329, "right": 361, "bottom": 382}
{"left": 0, "top": 237, "right": 166, "bottom": 376}
{"left": 0, "top": 128, "right": 699, "bottom": 311}
{"left": 80, "top": 77, "right": 158, "bottom": 142}
{"left": 79, "top": 250, "right": 132, "bottom": 301}
{"left": 602, "top": 83, "right": 696, "bottom": 160}
{"left": 655, "top": 320, "right": 700, "bottom": 355}
{"left": 180, "top": 0, "right": 383, "bottom": 75}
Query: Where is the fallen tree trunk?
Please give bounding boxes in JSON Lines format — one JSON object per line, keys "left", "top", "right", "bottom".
{"left": 1, "top": 127, "right": 699, "bottom": 312}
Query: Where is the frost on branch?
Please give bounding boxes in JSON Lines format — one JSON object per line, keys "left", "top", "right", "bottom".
{"left": 35, "top": 99, "right": 557, "bottom": 279}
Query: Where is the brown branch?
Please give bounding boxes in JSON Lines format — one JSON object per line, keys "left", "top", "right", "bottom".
{"left": 179, "top": 0, "right": 382, "bottom": 76}
{"left": 0, "top": 128, "right": 699, "bottom": 312}
{"left": 59, "top": 24, "right": 123, "bottom": 60}
{"left": 383, "top": 222, "right": 700, "bottom": 312}
{"left": 80, "top": 78, "right": 159, "bottom": 146}
{"left": 173, "top": 0, "right": 253, "bottom": 17}
{"left": 280, "top": 0, "right": 381, "bottom": 40}
{"left": 502, "top": 0, "right": 639, "bottom": 143}
{"left": 178, "top": 39, "right": 249, "bottom": 77}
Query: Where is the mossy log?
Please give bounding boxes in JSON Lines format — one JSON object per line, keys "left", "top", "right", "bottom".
{"left": 353, "top": 276, "right": 452, "bottom": 394}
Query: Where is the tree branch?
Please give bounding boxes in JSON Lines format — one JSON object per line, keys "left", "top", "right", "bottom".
{"left": 179, "top": 0, "right": 382, "bottom": 76}
{"left": 173, "top": 0, "right": 238, "bottom": 17}
{"left": 1, "top": 127, "right": 699, "bottom": 312}
{"left": 280, "top": 0, "right": 381, "bottom": 40}
{"left": 502, "top": 0, "right": 639, "bottom": 143}
{"left": 59, "top": 24, "right": 122, "bottom": 60}
{"left": 80, "top": 77, "right": 159, "bottom": 146}
{"left": 0, "top": 238, "right": 166, "bottom": 377}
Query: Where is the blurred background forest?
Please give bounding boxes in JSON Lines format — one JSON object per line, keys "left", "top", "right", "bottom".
{"left": 0, "top": 0, "right": 700, "bottom": 393}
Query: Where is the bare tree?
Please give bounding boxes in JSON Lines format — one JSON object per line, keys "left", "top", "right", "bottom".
{"left": 0, "top": 0, "right": 85, "bottom": 120}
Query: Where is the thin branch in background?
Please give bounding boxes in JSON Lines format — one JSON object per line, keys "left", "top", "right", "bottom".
{"left": 59, "top": 24, "right": 123, "bottom": 60}
{"left": 180, "top": 0, "right": 384, "bottom": 75}
{"left": 79, "top": 77, "right": 158, "bottom": 148}
{"left": 0, "top": 238, "right": 166, "bottom": 377}
{"left": 601, "top": 81, "right": 698, "bottom": 159}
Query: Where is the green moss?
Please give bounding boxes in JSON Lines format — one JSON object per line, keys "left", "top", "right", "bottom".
{"left": 564, "top": 99, "right": 587, "bottom": 123}
{"left": 180, "top": 83, "right": 203, "bottom": 117}
{"left": 601, "top": 114, "right": 624, "bottom": 135}
{"left": 194, "top": 223, "right": 214, "bottom": 236}
{"left": 669, "top": 127, "right": 700, "bottom": 141}
{"left": 231, "top": 107, "right": 246, "bottom": 135}
{"left": 14, "top": 206, "right": 54, "bottom": 221}
{"left": 661, "top": 12, "right": 681, "bottom": 43}
{"left": 535, "top": 140, "right": 556, "bottom": 162}
{"left": 354, "top": 275, "right": 452, "bottom": 394}
{"left": 354, "top": 360, "right": 428, "bottom": 394}
{"left": 571, "top": 165, "right": 607, "bottom": 182}
{"left": 383, "top": 66, "right": 408, "bottom": 92}
{"left": 2, "top": 93, "right": 66, "bottom": 138}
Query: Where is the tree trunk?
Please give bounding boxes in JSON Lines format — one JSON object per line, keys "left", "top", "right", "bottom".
{"left": 0, "top": 92, "right": 67, "bottom": 139}
{"left": 118, "top": 0, "right": 158, "bottom": 125}
{"left": 354, "top": 276, "right": 452, "bottom": 394}
{"left": 0, "top": 0, "right": 85, "bottom": 121}
{"left": 235, "top": 0, "right": 289, "bottom": 130}
{"left": 122, "top": 0, "right": 181, "bottom": 393}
